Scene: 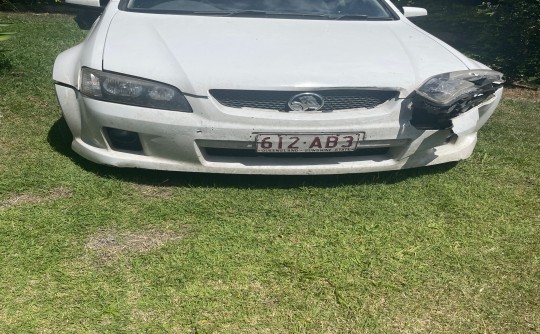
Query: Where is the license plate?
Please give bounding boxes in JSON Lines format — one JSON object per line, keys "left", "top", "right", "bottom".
{"left": 256, "top": 133, "right": 362, "bottom": 153}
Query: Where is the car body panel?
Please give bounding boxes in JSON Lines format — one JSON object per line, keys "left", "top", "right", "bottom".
{"left": 102, "top": 11, "right": 468, "bottom": 97}
{"left": 66, "top": 0, "right": 101, "bottom": 7}
{"left": 53, "top": 2, "right": 118, "bottom": 86}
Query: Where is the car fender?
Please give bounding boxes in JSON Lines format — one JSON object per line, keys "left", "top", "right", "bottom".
{"left": 53, "top": 1, "right": 119, "bottom": 87}
{"left": 53, "top": 44, "right": 85, "bottom": 87}
{"left": 55, "top": 85, "right": 82, "bottom": 138}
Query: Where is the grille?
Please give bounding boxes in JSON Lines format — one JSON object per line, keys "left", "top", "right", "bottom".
{"left": 210, "top": 89, "right": 398, "bottom": 112}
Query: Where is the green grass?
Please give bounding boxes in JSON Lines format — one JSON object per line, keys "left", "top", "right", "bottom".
{"left": 0, "top": 12, "right": 539, "bottom": 334}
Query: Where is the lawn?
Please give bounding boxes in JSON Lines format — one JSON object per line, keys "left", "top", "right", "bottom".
{"left": 0, "top": 12, "right": 539, "bottom": 334}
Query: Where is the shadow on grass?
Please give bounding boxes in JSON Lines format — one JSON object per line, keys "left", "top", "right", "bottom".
{"left": 0, "top": 53, "right": 13, "bottom": 74}
{"left": 48, "top": 117, "right": 458, "bottom": 189}
{"left": 73, "top": 9, "right": 101, "bottom": 30}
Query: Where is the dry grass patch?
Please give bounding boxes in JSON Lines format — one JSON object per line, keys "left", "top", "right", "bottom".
{"left": 0, "top": 187, "right": 72, "bottom": 209}
{"left": 85, "top": 228, "right": 186, "bottom": 263}
{"left": 503, "top": 87, "right": 540, "bottom": 101}
{"left": 133, "top": 184, "right": 175, "bottom": 199}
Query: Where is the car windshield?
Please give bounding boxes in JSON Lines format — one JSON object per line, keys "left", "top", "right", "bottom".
{"left": 124, "top": 0, "right": 395, "bottom": 20}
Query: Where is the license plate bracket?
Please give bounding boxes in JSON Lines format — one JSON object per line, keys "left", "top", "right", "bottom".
{"left": 255, "top": 133, "right": 364, "bottom": 153}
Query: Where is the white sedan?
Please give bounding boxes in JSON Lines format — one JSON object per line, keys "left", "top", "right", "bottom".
{"left": 54, "top": 0, "right": 504, "bottom": 175}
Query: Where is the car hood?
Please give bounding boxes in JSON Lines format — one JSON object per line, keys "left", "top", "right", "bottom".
{"left": 102, "top": 11, "right": 468, "bottom": 97}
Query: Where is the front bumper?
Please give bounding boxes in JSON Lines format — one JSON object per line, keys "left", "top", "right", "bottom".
{"left": 55, "top": 84, "right": 502, "bottom": 175}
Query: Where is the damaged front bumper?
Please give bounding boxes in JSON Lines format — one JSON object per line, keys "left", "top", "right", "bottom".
{"left": 55, "top": 82, "right": 503, "bottom": 175}
{"left": 411, "top": 70, "right": 504, "bottom": 130}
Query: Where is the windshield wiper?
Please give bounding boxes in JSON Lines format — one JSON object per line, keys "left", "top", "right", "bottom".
{"left": 191, "top": 10, "right": 388, "bottom": 20}
{"left": 193, "top": 9, "right": 340, "bottom": 20}
{"left": 334, "top": 15, "right": 394, "bottom": 20}
{"left": 223, "top": 10, "right": 333, "bottom": 19}
{"left": 333, "top": 14, "right": 368, "bottom": 20}
{"left": 225, "top": 10, "right": 272, "bottom": 17}
{"left": 189, "top": 10, "right": 269, "bottom": 17}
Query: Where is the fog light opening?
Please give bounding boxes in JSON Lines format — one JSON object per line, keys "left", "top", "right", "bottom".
{"left": 445, "top": 133, "right": 458, "bottom": 144}
{"left": 105, "top": 127, "right": 143, "bottom": 152}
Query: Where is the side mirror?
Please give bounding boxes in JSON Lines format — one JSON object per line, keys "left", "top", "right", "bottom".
{"left": 65, "top": 0, "right": 103, "bottom": 7}
{"left": 66, "top": 0, "right": 106, "bottom": 29}
{"left": 402, "top": 7, "right": 428, "bottom": 18}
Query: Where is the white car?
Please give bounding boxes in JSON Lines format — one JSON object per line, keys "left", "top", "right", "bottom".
{"left": 54, "top": 0, "right": 504, "bottom": 175}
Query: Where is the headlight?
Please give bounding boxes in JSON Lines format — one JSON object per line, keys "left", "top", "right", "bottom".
{"left": 411, "top": 70, "right": 504, "bottom": 129}
{"left": 80, "top": 67, "right": 193, "bottom": 112}
{"left": 415, "top": 70, "right": 504, "bottom": 112}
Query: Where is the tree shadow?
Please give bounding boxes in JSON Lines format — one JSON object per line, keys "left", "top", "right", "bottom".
{"left": 0, "top": 52, "right": 13, "bottom": 74}
{"left": 73, "top": 9, "right": 101, "bottom": 30}
{"left": 48, "top": 117, "right": 459, "bottom": 189}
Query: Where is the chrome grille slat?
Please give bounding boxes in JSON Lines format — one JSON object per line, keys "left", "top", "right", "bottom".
{"left": 210, "top": 89, "right": 398, "bottom": 112}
